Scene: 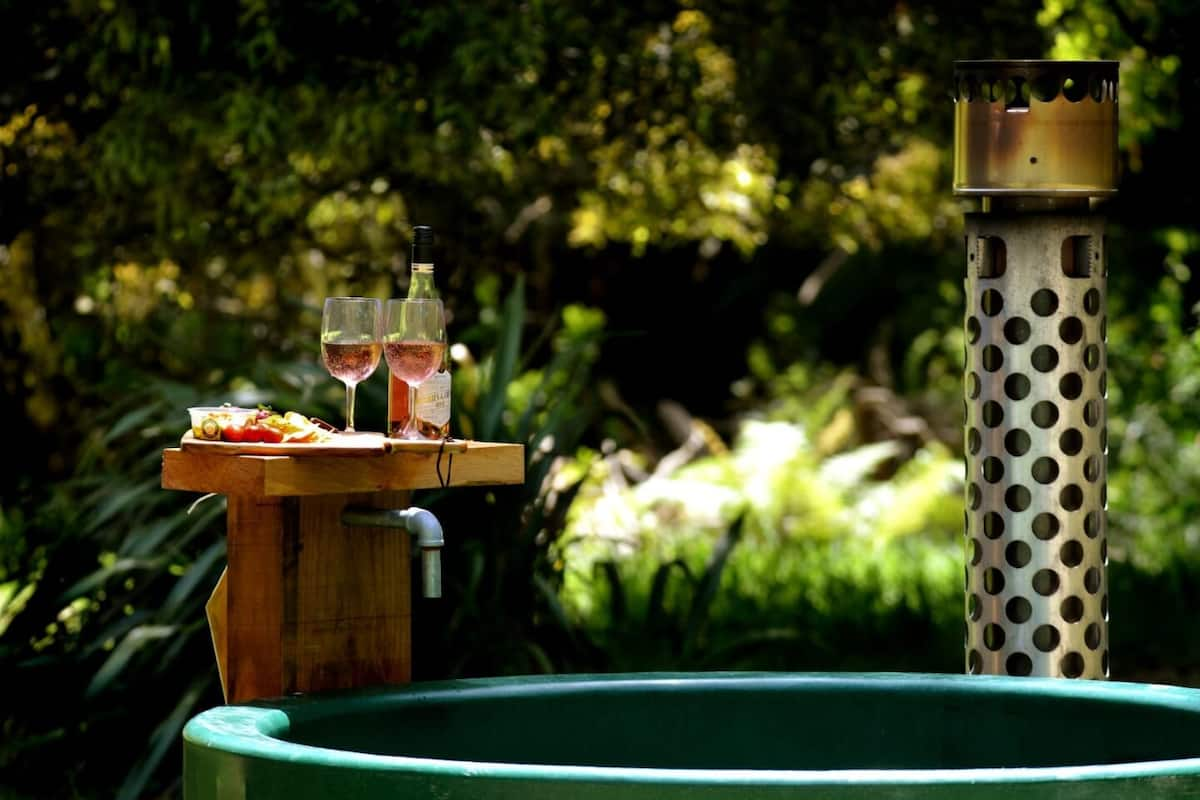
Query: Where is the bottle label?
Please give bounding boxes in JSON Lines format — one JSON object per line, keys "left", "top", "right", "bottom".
{"left": 415, "top": 371, "right": 451, "bottom": 428}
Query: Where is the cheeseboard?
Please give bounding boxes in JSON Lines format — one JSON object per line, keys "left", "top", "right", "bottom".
{"left": 180, "top": 430, "right": 469, "bottom": 457}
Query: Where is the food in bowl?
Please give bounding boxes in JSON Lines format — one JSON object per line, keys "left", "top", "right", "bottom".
{"left": 188, "top": 406, "right": 257, "bottom": 440}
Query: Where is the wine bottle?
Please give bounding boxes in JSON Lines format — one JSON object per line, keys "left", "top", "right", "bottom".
{"left": 387, "top": 226, "right": 452, "bottom": 438}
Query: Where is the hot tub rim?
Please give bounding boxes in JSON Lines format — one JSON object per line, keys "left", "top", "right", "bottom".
{"left": 183, "top": 671, "right": 1200, "bottom": 787}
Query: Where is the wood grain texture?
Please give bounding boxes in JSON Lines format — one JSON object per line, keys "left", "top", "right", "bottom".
{"left": 225, "top": 496, "right": 287, "bottom": 702}
{"left": 285, "top": 491, "right": 412, "bottom": 693}
{"left": 162, "top": 450, "right": 271, "bottom": 495}
{"left": 220, "top": 491, "right": 415, "bottom": 702}
{"left": 162, "top": 440, "right": 524, "bottom": 496}
{"left": 205, "top": 568, "right": 229, "bottom": 701}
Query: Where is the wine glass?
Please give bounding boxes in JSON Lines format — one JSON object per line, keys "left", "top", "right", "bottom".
{"left": 383, "top": 299, "right": 447, "bottom": 440}
{"left": 321, "top": 297, "right": 382, "bottom": 432}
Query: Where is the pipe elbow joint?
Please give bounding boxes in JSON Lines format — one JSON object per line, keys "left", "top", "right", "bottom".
{"left": 402, "top": 507, "right": 444, "bottom": 550}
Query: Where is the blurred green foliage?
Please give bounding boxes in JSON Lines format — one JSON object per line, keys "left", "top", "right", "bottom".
{"left": 2, "top": 0, "right": 1200, "bottom": 797}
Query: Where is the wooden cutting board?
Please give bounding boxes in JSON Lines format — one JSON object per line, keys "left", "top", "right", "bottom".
{"left": 180, "top": 430, "right": 469, "bottom": 456}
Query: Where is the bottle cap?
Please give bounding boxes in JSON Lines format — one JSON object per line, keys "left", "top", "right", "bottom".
{"left": 412, "top": 225, "right": 435, "bottom": 264}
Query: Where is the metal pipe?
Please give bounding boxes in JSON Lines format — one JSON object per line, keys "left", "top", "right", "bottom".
{"left": 953, "top": 59, "right": 1117, "bottom": 680}
{"left": 340, "top": 506, "right": 444, "bottom": 598}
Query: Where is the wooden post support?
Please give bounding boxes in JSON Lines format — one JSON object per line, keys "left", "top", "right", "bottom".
{"left": 163, "top": 441, "right": 523, "bottom": 703}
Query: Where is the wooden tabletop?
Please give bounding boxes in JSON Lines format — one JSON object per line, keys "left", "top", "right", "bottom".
{"left": 162, "top": 440, "right": 525, "bottom": 496}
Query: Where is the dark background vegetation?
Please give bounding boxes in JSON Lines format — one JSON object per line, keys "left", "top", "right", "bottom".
{"left": 3, "top": 0, "right": 1200, "bottom": 797}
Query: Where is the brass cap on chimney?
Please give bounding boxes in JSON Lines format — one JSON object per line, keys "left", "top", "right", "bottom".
{"left": 953, "top": 60, "right": 1118, "bottom": 197}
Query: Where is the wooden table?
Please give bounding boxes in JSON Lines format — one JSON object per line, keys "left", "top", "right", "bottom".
{"left": 161, "top": 441, "right": 524, "bottom": 703}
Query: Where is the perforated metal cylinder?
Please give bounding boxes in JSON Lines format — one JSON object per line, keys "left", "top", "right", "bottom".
{"left": 963, "top": 212, "right": 1109, "bottom": 679}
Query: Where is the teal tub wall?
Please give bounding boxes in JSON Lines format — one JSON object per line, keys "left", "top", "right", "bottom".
{"left": 183, "top": 672, "right": 1200, "bottom": 799}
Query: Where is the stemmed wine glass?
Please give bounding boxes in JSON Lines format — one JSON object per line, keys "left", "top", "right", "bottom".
{"left": 383, "top": 299, "right": 447, "bottom": 440}
{"left": 321, "top": 297, "right": 382, "bottom": 432}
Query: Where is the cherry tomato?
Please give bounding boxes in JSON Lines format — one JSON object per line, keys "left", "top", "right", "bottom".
{"left": 222, "top": 423, "right": 247, "bottom": 443}
{"left": 242, "top": 424, "right": 265, "bottom": 443}
{"left": 259, "top": 426, "right": 284, "bottom": 444}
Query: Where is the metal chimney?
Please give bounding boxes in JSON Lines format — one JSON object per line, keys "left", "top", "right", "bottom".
{"left": 955, "top": 60, "right": 1117, "bottom": 679}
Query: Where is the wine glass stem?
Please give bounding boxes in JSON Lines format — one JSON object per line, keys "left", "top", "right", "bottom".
{"left": 345, "top": 381, "right": 357, "bottom": 432}
{"left": 407, "top": 383, "right": 418, "bottom": 439}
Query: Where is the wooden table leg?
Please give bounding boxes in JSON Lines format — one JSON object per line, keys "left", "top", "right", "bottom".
{"left": 218, "top": 490, "right": 412, "bottom": 703}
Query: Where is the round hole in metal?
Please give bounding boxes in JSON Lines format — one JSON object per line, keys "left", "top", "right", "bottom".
{"left": 1084, "top": 566, "right": 1102, "bottom": 594}
{"left": 967, "top": 427, "right": 981, "bottom": 454}
{"left": 981, "top": 289, "right": 1004, "bottom": 316}
{"left": 1084, "top": 344, "right": 1101, "bottom": 371}
{"left": 1101, "top": 315, "right": 1107, "bottom": 341}
{"left": 1102, "top": 649, "right": 1110, "bottom": 677}
{"left": 1062, "top": 651, "right": 1086, "bottom": 678}
{"left": 1059, "top": 372, "right": 1083, "bottom": 400}
{"left": 968, "top": 482, "right": 982, "bottom": 510}
{"left": 984, "top": 623, "right": 1006, "bottom": 651}
{"left": 1005, "top": 429, "right": 1031, "bottom": 456}
{"left": 1033, "top": 624, "right": 1061, "bottom": 652}
{"left": 1084, "top": 399, "right": 1101, "bottom": 426}
{"left": 1007, "top": 652, "right": 1033, "bottom": 676}
{"left": 1033, "top": 568, "right": 1060, "bottom": 596}
{"left": 1059, "top": 316, "right": 1084, "bottom": 344}
{"left": 983, "top": 400, "right": 1004, "bottom": 427}
{"left": 1060, "top": 484, "right": 1084, "bottom": 511}
{"left": 1032, "top": 401, "right": 1059, "bottom": 428}
{"left": 984, "top": 567, "right": 1006, "bottom": 595}
{"left": 1100, "top": 426, "right": 1108, "bottom": 451}
{"left": 1006, "top": 540, "right": 1031, "bottom": 568}
{"left": 1084, "top": 510, "right": 1100, "bottom": 537}
{"left": 1100, "top": 371, "right": 1107, "bottom": 398}
{"left": 983, "top": 457, "right": 1004, "bottom": 483}
{"left": 1032, "top": 457, "right": 1059, "bottom": 484}
{"left": 1060, "top": 428, "right": 1083, "bottom": 455}
{"left": 967, "top": 372, "right": 980, "bottom": 399}
{"left": 967, "top": 316, "right": 981, "bottom": 343}
{"left": 1102, "top": 593, "right": 1109, "bottom": 620}
{"left": 1032, "top": 289, "right": 1059, "bottom": 316}
{"left": 1084, "top": 288, "right": 1101, "bottom": 315}
{"left": 1060, "top": 539, "right": 1084, "bottom": 567}
{"left": 1084, "top": 455, "right": 1100, "bottom": 482}
{"left": 1004, "top": 317, "right": 1031, "bottom": 344}
{"left": 1032, "top": 345, "right": 1059, "bottom": 373}
{"left": 983, "top": 345, "right": 1004, "bottom": 372}
{"left": 1006, "top": 596, "right": 1032, "bottom": 624}
{"left": 1005, "top": 373, "right": 1031, "bottom": 401}
{"left": 1101, "top": 537, "right": 1108, "bottom": 564}
{"left": 970, "top": 537, "right": 982, "bottom": 565}
{"left": 983, "top": 511, "right": 1005, "bottom": 539}
{"left": 969, "top": 593, "right": 982, "bottom": 621}
{"left": 1032, "top": 513, "right": 1060, "bottom": 540}
{"left": 1085, "top": 622, "right": 1102, "bottom": 650}
{"left": 968, "top": 649, "right": 983, "bottom": 674}
{"left": 1061, "top": 595, "right": 1085, "bottom": 623}
{"left": 1006, "top": 485, "right": 1031, "bottom": 512}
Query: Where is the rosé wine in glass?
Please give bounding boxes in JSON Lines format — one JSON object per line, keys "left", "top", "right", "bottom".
{"left": 383, "top": 340, "right": 445, "bottom": 385}
{"left": 320, "top": 297, "right": 382, "bottom": 432}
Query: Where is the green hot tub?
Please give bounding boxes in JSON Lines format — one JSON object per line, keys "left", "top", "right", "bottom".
{"left": 183, "top": 672, "right": 1200, "bottom": 798}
